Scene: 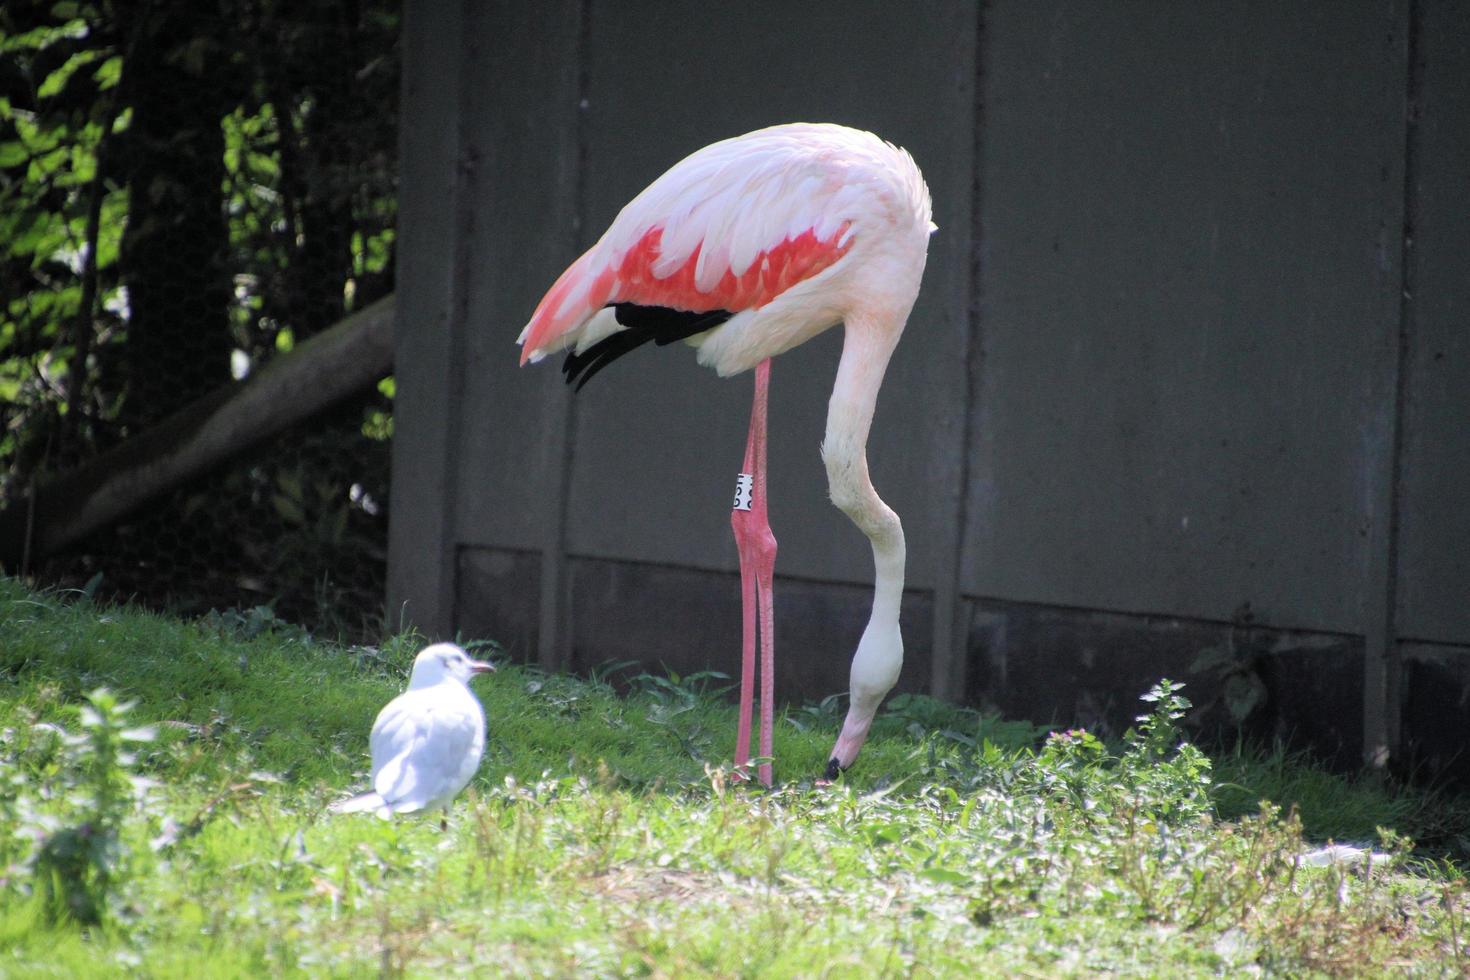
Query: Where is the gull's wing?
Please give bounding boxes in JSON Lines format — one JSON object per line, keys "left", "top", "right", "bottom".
{"left": 368, "top": 686, "right": 484, "bottom": 814}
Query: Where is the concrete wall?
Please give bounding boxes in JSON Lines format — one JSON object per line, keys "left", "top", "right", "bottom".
{"left": 390, "top": 0, "right": 1470, "bottom": 775}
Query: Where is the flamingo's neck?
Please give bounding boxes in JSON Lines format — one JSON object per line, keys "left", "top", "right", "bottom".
{"left": 822, "top": 309, "right": 909, "bottom": 769}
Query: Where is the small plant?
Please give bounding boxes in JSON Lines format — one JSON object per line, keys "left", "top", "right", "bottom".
{"left": 1011, "top": 680, "right": 1213, "bottom": 829}
{"left": 1034, "top": 727, "right": 1108, "bottom": 818}
{"left": 1118, "top": 679, "right": 1214, "bottom": 824}
{"left": 31, "top": 688, "right": 155, "bottom": 925}
{"left": 785, "top": 692, "right": 845, "bottom": 733}
{"left": 628, "top": 669, "right": 733, "bottom": 704}
{"left": 202, "top": 603, "right": 304, "bottom": 642}
{"left": 0, "top": 713, "right": 62, "bottom": 884}
{"left": 1190, "top": 602, "right": 1270, "bottom": 729}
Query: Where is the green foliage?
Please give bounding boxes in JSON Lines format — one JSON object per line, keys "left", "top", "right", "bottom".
{"left": 1191, "top": 619, "right": 1271, "bottom": 729}
{"left": 18, "top": 688, "right": 155, "bottom": 925}
{"left": 0, "top": 1, "right": 399, "bottom": 612}
{"left": 1122, "top": 678, "right": 1214, "bottom": 822}
{"left": 200, "top": 602, "right": 303, "bottom": 643}
{"left": 0, "top": 2, "right": 128, "bottom": 475}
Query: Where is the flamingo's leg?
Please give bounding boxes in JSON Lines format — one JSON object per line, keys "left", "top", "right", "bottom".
{"left": 730, "top": 359, "right": 777, "bottom": 785}
{"left": 756, "top": 500, "right": 775, "bottom": 789}
{"left": 732, "top": 529, "right": 756, "bottom": 774}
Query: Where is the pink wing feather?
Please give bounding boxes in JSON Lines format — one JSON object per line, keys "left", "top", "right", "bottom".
{"left": 518, "top": 126, "right": 869, "bottom": 366}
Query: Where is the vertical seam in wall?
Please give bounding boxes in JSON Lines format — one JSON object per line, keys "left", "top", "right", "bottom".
{"left": 943, "top": 0, "right": 990, "bottom": 703}
{"left": 928, "top": 4, "right": 980, "bottom": 702}
{"left": 544, "top": 0, "right": 594, "bottom": 671}
{"left": 1383, "top": 0, "right": 1423, "bottom": 758}
{"left": 440, "top": 0, "right": 479, "bottom": 636}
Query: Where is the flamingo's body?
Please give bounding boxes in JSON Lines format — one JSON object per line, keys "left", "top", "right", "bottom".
{"left": 519, "top": 123, "right": 933, "bottom": 782}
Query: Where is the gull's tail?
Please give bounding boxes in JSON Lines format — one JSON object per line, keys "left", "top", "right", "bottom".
{"left": 328, "top": 791, "right": 392, "bottom": 819}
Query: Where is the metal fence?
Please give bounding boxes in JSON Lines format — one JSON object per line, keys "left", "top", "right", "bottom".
{"left": 0, "top": 2, "right": 398, "bottom": 638}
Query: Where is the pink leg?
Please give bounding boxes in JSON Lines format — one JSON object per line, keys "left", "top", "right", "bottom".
{"left": 730, "top": 359, "right": 777, "bottom": 786}
{"left": 732, "top": 530, "right": 756, "bottom": 774}
{"left": 757, "top": 511, "right": 775, "bottom": 788}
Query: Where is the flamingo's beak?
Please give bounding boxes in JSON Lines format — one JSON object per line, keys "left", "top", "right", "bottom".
{"left": 469, "top": 659, "right": 496, "bottom": 674}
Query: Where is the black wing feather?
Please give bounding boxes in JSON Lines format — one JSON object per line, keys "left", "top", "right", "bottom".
{"left": 562, "top": 303, "right": 734, "bottom": 390}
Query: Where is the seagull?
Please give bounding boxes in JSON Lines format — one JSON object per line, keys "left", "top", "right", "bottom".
{"left": 330, "top": 642, "right": 494, "bottom": 829}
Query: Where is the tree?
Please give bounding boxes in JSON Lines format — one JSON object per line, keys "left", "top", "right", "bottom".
{"left": 0, "top": 0, "right": 400, "bottom": 635}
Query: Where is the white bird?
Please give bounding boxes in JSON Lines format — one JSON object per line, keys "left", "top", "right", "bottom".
{"left": 330, "top": 642, "right": 495, "bottom": 828}
{"left": 1300, "top": 844, "right": 1392, "bottom": 868}
{"left": 519, "top": 123, "right": 933, "bottom": 784}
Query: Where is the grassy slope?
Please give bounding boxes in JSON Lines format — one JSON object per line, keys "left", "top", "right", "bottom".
{"left": 0, "top": 579, "right": 1465, "bottom": 977}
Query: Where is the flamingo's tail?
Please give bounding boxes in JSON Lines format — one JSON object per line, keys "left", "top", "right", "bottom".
{"left": 518, "top": 247, "right": 616, "bottom": 366}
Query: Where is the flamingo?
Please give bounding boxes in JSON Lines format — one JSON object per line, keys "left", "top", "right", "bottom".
{"left": 518, "top": 123, "right": 933, "bottom": 784}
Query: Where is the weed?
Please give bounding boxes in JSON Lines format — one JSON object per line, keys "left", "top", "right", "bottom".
{"left": 202, "top": 603, "right": 307, "bottom": 643}
{"left": 24, "top": 689, "right": 155, "bottom": 925}
{"left": 1118, "top": 679, "right": 1214, "bottom": 824}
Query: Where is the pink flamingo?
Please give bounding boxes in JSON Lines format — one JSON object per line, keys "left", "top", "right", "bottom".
{"left": 518, "top": 123, "right": 934, "bottom": 784}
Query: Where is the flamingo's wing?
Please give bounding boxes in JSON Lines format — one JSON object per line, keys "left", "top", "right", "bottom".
{"left": 517, "top": 126, "right": 869, "bottom": 368}
{"left": 559, "top": 304, "right": 735, "bottom": 390}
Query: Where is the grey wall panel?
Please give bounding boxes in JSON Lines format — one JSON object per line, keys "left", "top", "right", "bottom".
{"left": 451, "top": 0, "right": 583, "bottom": 556}
{"left": 1395, "top": 0, "right": 1470, "bottom": 645}
{"left": 568, "top": 558, "right": 935, "bottom": 703}
{"left": 1399, "top": 644, "right": 1470, "bottom": 784}
{"left": 562, "top": 1, "right": 976, "bottom": 591}
{"left": 963, "top": 1, "right": 1406, "bottom": 633}
{"left": 456, "top": 547, "right": 543, "bottom": 663}
{"left": 964, "top": 596, "right": 1367, "bottom": 768}
{"left": 387, "top": 0, "right": 472, "bottom": 635}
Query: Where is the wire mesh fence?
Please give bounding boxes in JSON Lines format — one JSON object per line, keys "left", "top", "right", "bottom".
{"left": 1, "top": 1, "right": 399, "bottom": 639}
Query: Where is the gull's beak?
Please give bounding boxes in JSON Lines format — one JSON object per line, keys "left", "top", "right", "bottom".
{"left": 469, "top": 659, "right": 496, "bottom": 675}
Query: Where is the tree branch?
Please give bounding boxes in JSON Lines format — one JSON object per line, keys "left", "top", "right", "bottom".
{"left": 0, "top": 294, "right": 395, "bottom": 568}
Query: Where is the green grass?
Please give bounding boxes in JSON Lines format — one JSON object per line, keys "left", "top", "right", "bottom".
{"left": 1, "top": 577, "right": 1466, "bottom": 977}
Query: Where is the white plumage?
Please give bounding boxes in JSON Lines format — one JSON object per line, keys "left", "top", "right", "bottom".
{"left": 330, "top": 643, "right": 494, "bottom": 826}
{"left": 602, "top": 124, "right": 926, "bottom": 284}
{"left": 518, "top": 123, "right": 933, "bottom": 378}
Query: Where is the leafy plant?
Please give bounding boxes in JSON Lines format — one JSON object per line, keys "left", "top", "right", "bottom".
{"left": 30, "top": 688, "right": 155, "bottom": 925}
{"left": 0, "top": 3, "right": 129, "bottom": 477}
{"left": 1190, "top": 603, "right": 1270, "bottom": 729}
{"left": 628, "top": 669, "right": 732, "bottom": 765}
{"left": 1119, "top": 678, "right": 1214, "bottom": 823}
{"left": 202, "top": 602, "right": 300, "bottom": 642}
